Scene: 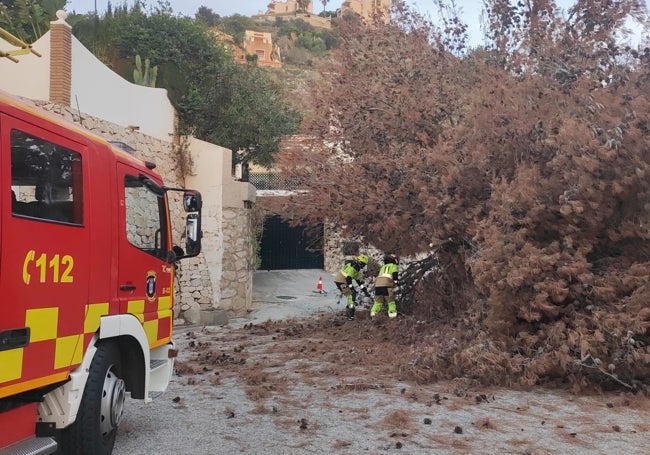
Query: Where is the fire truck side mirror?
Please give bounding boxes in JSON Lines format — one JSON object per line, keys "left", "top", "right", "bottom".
{"left": 183, "top": 190, "right": 202, "bottom": 258}
{"left": 185, "top": 214, "right": 201, "bottom": 257}
{"left": 183, "top": 192, "right": 202, "bottom": 212}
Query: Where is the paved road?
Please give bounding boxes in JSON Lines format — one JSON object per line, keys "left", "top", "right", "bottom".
{"left": 111, "top": 270, "right": 650, "bottom": 455}
{"left": 244, "top": 269, "right": 344, "bottom": 324}
{"left": 112, "top": 269, "right": 346, "bottom": 455}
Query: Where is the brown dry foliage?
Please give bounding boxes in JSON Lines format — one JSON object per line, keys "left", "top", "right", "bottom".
{"left": 273, "top": 0, "right": 650, "bottom": 392}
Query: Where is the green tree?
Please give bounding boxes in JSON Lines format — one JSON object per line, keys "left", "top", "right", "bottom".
{"left": 0, "top": 0, "right": 66, "bottom": 42}
{"left": 213, "top": 14, "right": 256, "bottom": 44}
{"left": 194, "top": 6, "right": 220, "bottom": 27}
{"left": 294, "top": 33, "right": 327, "bottom": 54}
{"left": 320, "top": 0, "right": 329, "bottom": 13}
{"left": 180, "top": 61, "right": 302, "bottom": 166}
{"left": 275, "top": 17, "right": 339, "bottom": 56}
{"left": 276, "top": 17, "right": 312, "bottom": 37}
{"left": 72, "top": 5, "right": 300, "bottom": 166}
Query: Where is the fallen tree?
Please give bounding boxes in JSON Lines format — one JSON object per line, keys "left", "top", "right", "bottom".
{"left": 274, "top": 0, "right": 650, "bottom": 392}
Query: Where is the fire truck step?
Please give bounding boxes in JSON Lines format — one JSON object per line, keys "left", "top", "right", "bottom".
{"left": 148, "top": 355, "right": 172, "bottom": 401}
{"left": 0, "top": 436, "right": 57, "bottom": 455}
{"left": 148, "top": 391, "right": 164, "bottom": 400}
{"left": 149, "top": 359, "right": 167, "bottom": 370}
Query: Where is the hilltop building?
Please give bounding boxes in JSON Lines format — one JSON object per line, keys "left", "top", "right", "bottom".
{"left": 260, "top": 0, "right": 391, "bottom": 27}
{"left": 340, "top": 0, "right": 392, "bottom": 24}
{"left": 267, "top": 1, "right": 314, "bottom": 14}
{"left": 255, "top": 0, "right": 331, "bottom": 29}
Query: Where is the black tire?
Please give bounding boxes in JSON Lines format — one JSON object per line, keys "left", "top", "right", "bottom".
{"left": 59, "top": 342, "right": 126, "bottom": 455}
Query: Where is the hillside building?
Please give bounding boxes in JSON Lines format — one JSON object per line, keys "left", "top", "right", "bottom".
{"left": 340, "top": 0, "right": 391, "bottom": 23}
{"left": 261, "top": 0, "right": 391, "bottom": 27}
{"left": 242, "top": 31, "right": 282, "bottom": 67}
{"left": 267, "top": 1, "right": 314, "bottom": 14}
{"left": 211, "top": 29, "right": 282, "bottom": 68}
{"left": 255, "top": 0, "right": 331, "bottom": 29}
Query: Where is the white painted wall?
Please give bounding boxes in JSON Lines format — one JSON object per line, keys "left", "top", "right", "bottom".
{"left": 0, "top": 34, "right": 50, "bottom": 101}
{"left": 71, "top": 38, "right": 174, "bottom": 141}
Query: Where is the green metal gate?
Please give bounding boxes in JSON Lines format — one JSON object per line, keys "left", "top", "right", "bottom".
{"left": 260, "top": 215, "right": 323, "bottom": 270}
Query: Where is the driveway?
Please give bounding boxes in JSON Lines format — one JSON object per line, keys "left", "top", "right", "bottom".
{"left": 245, "top": 269, "right": 345, "bottom": 324}
{"left": 111, "top": 270, "right": 650, "bottom": 455}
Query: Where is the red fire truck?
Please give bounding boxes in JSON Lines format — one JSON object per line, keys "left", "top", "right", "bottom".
{"left": 0, "top": 89, "right": 202, "bottom": 455}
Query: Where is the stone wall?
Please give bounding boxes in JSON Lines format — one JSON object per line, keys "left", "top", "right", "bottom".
{"left": 323, "top": 223, "right": 342, "bottom": 274}
{"left": 174, "top": 256, "right": 214, "bottom": 322}
{"left": 322, "top": 223, "right": 382, "bottom": 276}
{"left": 220, "top": 207, "right": 255, "bottom": 313}
{"left": 183, "top": 137, "right": 256, "bottom": 319}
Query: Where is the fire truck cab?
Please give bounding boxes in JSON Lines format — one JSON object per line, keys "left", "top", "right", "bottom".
{"left": 0, "top": 90, "right": 202, "bottom": 455}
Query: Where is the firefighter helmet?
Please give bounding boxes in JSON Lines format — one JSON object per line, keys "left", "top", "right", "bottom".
{"left": 357, "top": 254, "right": 369, "bottom": 265}
{"left": 385, "top": 254, "right": 399, "bottom": 264}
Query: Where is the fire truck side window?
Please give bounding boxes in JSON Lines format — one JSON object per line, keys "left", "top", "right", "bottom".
{"left": 10, "top": 129, "right": 83, "bottom": 225}
{"left": 124, "top": 175, "right": 168, "bottom": 259}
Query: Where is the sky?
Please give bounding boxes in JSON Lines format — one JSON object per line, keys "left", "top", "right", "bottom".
{"left": 64, "top": 1, "right": 642, "bottom": 48}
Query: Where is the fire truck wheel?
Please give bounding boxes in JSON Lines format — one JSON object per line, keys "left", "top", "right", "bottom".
{"left": 59, "top": 342, "right": 126, "bottom": 455}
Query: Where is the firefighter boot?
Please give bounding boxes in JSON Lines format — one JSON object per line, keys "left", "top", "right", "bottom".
{"left": 346, "top": 305, "right": 355, "bottom": 320}
{"left": 387, "top": 301, "right": 397, "bottom": 319}
{"left": 370, "top": 302, "right": 382, "bottom": 318}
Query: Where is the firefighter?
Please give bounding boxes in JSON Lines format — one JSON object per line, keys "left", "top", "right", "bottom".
{"left": 334, "top": 254, "right": 369, "bottom": 320}
{"left": 370, "top": 254, "right": 399, "bottom": 318}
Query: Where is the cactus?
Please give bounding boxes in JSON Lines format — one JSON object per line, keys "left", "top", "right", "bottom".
{"left": 133, "top": 54, "right": 158, "bottom": 87}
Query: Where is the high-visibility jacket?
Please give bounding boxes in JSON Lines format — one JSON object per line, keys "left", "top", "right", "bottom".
{"left": 334, "top": 260, "right": 364, "bottom": 286}
{"left": 375, "top": 262, "right": 398, "bottom": 288}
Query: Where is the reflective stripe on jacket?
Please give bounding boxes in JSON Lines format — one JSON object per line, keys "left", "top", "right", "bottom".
{"left": 375, "top": 263, "right": 398, "bottom": 288}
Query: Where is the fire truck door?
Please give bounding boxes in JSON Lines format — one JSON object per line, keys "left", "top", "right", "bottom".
{"left": 116, "top": 163, "right": 173, "bottom": 346}
{"left": 0, "top": 117, "right": 89, "bottom": 397}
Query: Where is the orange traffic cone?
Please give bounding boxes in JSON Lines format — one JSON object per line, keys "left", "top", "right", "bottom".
{"left": 316, "top": 276, "right": 324, "bottom": 293}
